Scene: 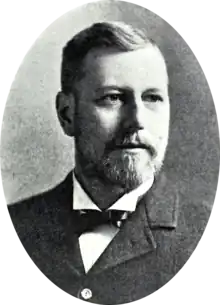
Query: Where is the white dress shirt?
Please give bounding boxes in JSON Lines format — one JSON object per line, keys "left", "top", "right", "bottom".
{"left": 73, "top": 173, "right": 154, "bottom": 273}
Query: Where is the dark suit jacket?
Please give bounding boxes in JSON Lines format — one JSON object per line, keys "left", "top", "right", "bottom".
{"left": 8, "top": 171, "right": 211, "bottom": 304}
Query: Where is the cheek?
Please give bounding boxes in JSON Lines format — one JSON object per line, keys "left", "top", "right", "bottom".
{"left": 76, "top": 105, "right": 120, "bottom": 151}
{"left": 76, "top": 111, "right": 105, "bottom": 159}
{"left": 146, "top": 104, "right": 170, "bottom": 139}
{"left": 95, "top": 107, "right": 121, "bottom": 133}
{"left": 86, "top": 108, "right": 121, "bottom": 149}
{"left": 151, "top": 117, "right": 169, "bottom": 139}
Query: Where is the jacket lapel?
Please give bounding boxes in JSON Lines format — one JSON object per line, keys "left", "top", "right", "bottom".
{"left": 145, "top": 171, "right": 179, "bottom": 229}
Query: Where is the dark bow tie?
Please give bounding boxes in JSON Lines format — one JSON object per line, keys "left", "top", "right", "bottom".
{"left": 74, "top": 210, "right": 131, "bottom": 236}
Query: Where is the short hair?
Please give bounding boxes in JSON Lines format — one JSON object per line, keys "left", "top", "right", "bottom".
{"left": 61, "top": 22, "right": 155, "bottom": 94}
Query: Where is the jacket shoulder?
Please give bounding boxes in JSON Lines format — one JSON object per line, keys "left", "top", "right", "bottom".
{"left": 8, "top": 171, "right": 73, "bottom": 232}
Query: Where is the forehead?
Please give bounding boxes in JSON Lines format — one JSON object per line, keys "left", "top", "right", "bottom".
{"left": 80, "top": 45, "right": 168, "bottom": 91}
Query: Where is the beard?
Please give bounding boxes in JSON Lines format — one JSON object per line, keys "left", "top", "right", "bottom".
{"left": 98, "top": 149, "right": 157, "bottom": 191}
{"left": 75, "top": 133, "right": 167, "bottom": 192}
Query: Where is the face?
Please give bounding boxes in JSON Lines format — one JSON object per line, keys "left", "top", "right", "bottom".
{"left": 73, "top": 45, "right": 170, "bottom": 190}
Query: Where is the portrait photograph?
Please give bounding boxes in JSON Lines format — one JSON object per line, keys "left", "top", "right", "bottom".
{"left": 0, "top": 0, "right": 220, "bottom": 304}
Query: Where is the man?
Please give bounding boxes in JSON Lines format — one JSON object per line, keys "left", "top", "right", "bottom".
{"left": 8, "top": 22, "right": 201, "bottom": 304}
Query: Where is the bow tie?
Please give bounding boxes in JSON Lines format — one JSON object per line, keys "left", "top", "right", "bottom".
{"left": 74, "top": 210, "right": 131, "bottom": 236}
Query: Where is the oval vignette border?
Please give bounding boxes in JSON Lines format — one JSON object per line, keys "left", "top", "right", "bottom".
{"left": 0, "top": 0, "right": 216, "bottom": 296}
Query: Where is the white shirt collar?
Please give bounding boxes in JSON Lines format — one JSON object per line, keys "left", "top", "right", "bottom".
{"left": 73, "top": 172, "right": 154, "bottom": 212}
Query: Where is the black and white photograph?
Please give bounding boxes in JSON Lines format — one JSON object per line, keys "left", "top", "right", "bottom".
{"left": 0, "top": 0, "right": 220, "bottom": 304}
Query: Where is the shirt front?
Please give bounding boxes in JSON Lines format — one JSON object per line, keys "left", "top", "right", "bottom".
{"left": 73, "top": 173, "right": 154, "bottom": 273}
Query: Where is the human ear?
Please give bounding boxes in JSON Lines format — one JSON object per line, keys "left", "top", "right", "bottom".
{"left": 56, "top": 91, "right": 75, "bottom": 136}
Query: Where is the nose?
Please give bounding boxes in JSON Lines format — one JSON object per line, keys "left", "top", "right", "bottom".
{"left": 122, "top": 95, "right": 146, "bottom": 132}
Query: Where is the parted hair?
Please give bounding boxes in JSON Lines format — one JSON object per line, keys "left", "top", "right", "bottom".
{"left": 61, "top": 22, "right": 154, "bottom": 94}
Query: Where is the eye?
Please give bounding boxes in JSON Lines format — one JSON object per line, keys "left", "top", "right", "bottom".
{"left": 142, "top": 94, "right": 163, "bottom": 103}
{"left": 96, "top": 93, "right": 124, "bottom": 107}
{"left": 104, "top": 94, "right": 121, "bottom": 102}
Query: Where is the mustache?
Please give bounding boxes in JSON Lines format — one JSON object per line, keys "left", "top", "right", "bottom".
{"left": 106, "top": 132, "right": 157, "bottom": 157}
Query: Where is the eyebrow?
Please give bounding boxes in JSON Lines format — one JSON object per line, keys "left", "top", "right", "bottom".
{"left": 95, "top": 86, "right": 124, "bottom": 93}
{"left": 95, "top": 86, "right": 163, "bottom": 95}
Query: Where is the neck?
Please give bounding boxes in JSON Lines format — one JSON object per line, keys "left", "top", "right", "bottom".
{"left": 74, "top": 163, "right": 127, "bottom": 210}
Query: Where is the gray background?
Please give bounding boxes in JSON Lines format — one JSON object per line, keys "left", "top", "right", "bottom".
{"left": 1, "top": 0, "right": 219, "bottom": 204}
